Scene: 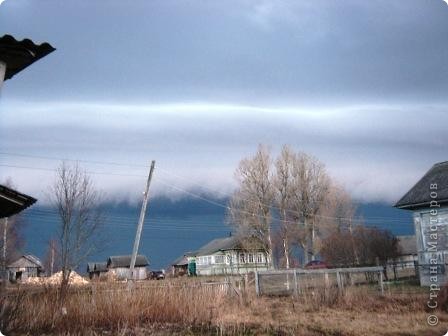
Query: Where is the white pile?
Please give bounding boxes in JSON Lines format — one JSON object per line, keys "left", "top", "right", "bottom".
{"left": 24, "top": 271, "right": 89, "bottom": 286}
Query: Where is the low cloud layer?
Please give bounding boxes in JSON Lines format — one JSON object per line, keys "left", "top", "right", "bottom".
{"left": 1, "top": 1, "right": 447, "bottom": 204}
{"left": 1, "top": 101, "right": 447, "bottom": 204}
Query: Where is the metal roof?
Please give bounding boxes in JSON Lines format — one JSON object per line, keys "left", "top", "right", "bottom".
{"left": 0, "top": 35, "right": 55, "bottom": 81}
{"left": 8, "top": 255, "right": 43, "bottom": 269}
{"left": 107, "top": 255, "right": 149, "bottom": 268}
{"left": 395, "top": 161, "right": 448, "bottom": 210}
{"left": 0, "top": 184, "right": 37, "bottom": 218}
{"left": 171, "top": 252, "right": 194, "bottom": 266}
{"left": 194, "top": 236, "right": 242, "bottom": 257}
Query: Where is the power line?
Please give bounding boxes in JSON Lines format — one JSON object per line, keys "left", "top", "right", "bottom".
{"left": 0, "top": 151, "right": 149, "bottom": 169}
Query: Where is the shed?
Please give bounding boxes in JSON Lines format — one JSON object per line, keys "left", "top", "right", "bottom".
{"left": 171, "top": 252, "right": 194, "bottom": 276}
{"left": 87, "top": 262, "right": 108, "bottom": 280}
{"left": 394, "top": 161, "right": 448, "bottom": 286}
{"left": 7, "top": 255, "right": 44, "bottom": 282}
{"left": 107, "top": 255, "right": 149, "bottom": 280}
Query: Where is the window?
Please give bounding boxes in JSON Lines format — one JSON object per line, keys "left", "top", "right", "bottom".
{"left": 256, "top": 253, "right": 263, "bottom": 263}
{"left": 248, "top": 253, "right": 254, "bottom": 263}
{"left": 239, "top": 253, "right": 246, "bottom": 264}
{"left": 214, "top": 255, "right": 224, "bottom": 264}
{"left": 226, "top": 255, "right": 232, "bottom": 264}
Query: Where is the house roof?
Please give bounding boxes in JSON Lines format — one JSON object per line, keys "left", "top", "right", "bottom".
{"left": 397, "top": 235, "right": 417, "bottom": 256}
{"left": 171, "top": 252, "right": 194, "bottom": 266}
{"left": 0, "top": 184, "right": 37, "bottom": 218}
{"left": 107, "top": 255, "right": 149, "bottom": 268}
{"left": 395, "top": 161, "right": 448, "bottom": 210}
{"left": 194, "top": 236, "right": 243, "bottom": 256}
{"left": 8, "top": 255, "right": 43, "bottom": 269}
{"left": 0, "top": 34, "right": 55, "bottom": 81}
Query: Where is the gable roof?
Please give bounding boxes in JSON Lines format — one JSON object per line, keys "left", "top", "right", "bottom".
{"left": 107, "top": 255, "right": 149, "bottom": 268}
{"left": 395, "top": 161, "right": 448, "bottom": 210}
{"left": 0, "top": 184, "right": 37, "bottom": 218}
{"left": 8, "top": 255, "right": 43, "bottom": 269}
{"left": 397, "top": 235, "right": 417, "bottom": 256}
{"left": 171, "top": 252, "right": 194, "bottom": 266}
{"left": 195, "top": 236, "right": 242, "bottom": 256}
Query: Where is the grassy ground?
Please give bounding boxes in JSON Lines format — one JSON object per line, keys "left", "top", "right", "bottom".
{"left": 1, "top": 277, "right": 447, "bottom": 336}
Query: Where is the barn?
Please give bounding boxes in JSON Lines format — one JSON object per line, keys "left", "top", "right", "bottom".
{"left": 106, "top": 255, "right": 149, "bottom": 280}
{"left": 7, "top": 255, "right": 44, "bottom": 282}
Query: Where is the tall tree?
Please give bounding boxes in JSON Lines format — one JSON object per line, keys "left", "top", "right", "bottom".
{"left": 288, "top": 152, "right": 330, "bottom": 263}
{"left": 273, "top": 145, "right": 295, "bottom": 269}
{"left": 229, "top": 145, "right": 274, "bottom": 266}
{"left": 49, "top": 162, "right": 103, "bottom": 303}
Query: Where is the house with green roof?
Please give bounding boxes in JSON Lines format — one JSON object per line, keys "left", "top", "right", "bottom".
{"left": 187, "top": 236, "right": 271, "bottom": 276}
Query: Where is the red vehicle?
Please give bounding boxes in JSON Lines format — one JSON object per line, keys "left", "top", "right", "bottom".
{"left": 304, "top": 260, "right": 328, "bottom": 269}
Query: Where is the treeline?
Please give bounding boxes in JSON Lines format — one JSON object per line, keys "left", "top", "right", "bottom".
{"left": 228, "top": 145, "right": 400, "bottom": 268}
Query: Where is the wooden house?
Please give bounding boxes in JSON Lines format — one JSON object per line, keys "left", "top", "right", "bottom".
{"left": 106, "top": 255, "right": 149, "bottom": 280}
{"left": 7, "top": 255, "right": 44, "bottom": 282}
{"left": 191, "top": 236, "right": 270, "bottom": 276}
{"left": 171, "top": 253, "right": 192, "bottom": 277}
{"left": 87, "top": 262, "right": 108, "bottom": 280}
{"left": 395, "top": 161, "right": 448, "bottom": 286}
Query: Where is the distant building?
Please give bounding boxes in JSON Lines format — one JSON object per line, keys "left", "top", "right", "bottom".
{"left": 87, "top": 262, "right": 108, "bottom": 280}
{"left": 395, "top": 235, "right": 418, "bottom": 264}
{"left": 106, "top": 255, "right": 149, "bottom": 280}
{"left": 171, "top": 252, "right": 193, "bottom": 277}
{"left": 395, "top": 161, "right": 448, "bottom": 286}
{"left": 7, "top": 255, "right": 44, "bottom": 282}
{"left": 189, "top": 236, "right": 270, "bottom": 276}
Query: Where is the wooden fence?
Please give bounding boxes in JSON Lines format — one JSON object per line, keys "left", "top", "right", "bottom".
{"left": 254, "top": 266, "right": 385, "bottom": 296}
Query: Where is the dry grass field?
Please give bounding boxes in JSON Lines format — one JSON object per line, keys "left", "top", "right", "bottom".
{"left": 0, "top": 277, "right": 447, "bottom": 336}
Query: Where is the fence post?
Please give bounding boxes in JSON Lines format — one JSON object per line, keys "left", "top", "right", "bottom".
{"left": 336, "top": 271, "right": 342, "bottom": 294}
{"left": 293, "top": 270, "right": 298, "bottom": 298}
{"left": 379, "top": 270, "right": 384, "bottom": 295}
{"left": 255, "top": 271, "right": 260, "bottom": 296}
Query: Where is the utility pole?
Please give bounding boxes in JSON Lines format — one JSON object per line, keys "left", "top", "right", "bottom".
{"left": 129, "top": 160, "right": 155, "bottom": 282}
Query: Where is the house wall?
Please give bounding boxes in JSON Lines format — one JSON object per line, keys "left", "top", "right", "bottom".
{"left": 413, "top": 206, "right": 448, "bottom": 286}
{"left": 110, "top": 267, "right": 147, "bottom": 280}
{"left": 195, "top": 250, "right": 270, "bottom": 276}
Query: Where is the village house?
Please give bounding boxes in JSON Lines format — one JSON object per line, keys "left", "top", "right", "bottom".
{"left": 7, "top": 255, "right": 44, "bottom": 282}
{"left": 395, "top": 161, "right": 448, "bottom": 286}
{"left": 87, "top": 262, "right": 108, "bottom": 280}
{"left": 106, "top": 255, "right": 149, "bottom": 280}
{"left": 187, "top": 236, "right": 270, "bottom": 276}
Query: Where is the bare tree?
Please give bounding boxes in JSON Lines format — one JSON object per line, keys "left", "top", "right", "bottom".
{"left": 320, "top": 226, "right": 400, "bottom": 268}
{"left": 273, "top": 145, "right": 295, "bottom": 269}
{"left": 49, "top": 162, "right": 103, "bottom": 303}
{"left": 43, "top": 239, "right": 60, "bottom": 276}
{"left": 228, "top": 145, "right": 274, "bottom": 267}
{"left": 288, "top": 152, "right": 330, "bottom": 264}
